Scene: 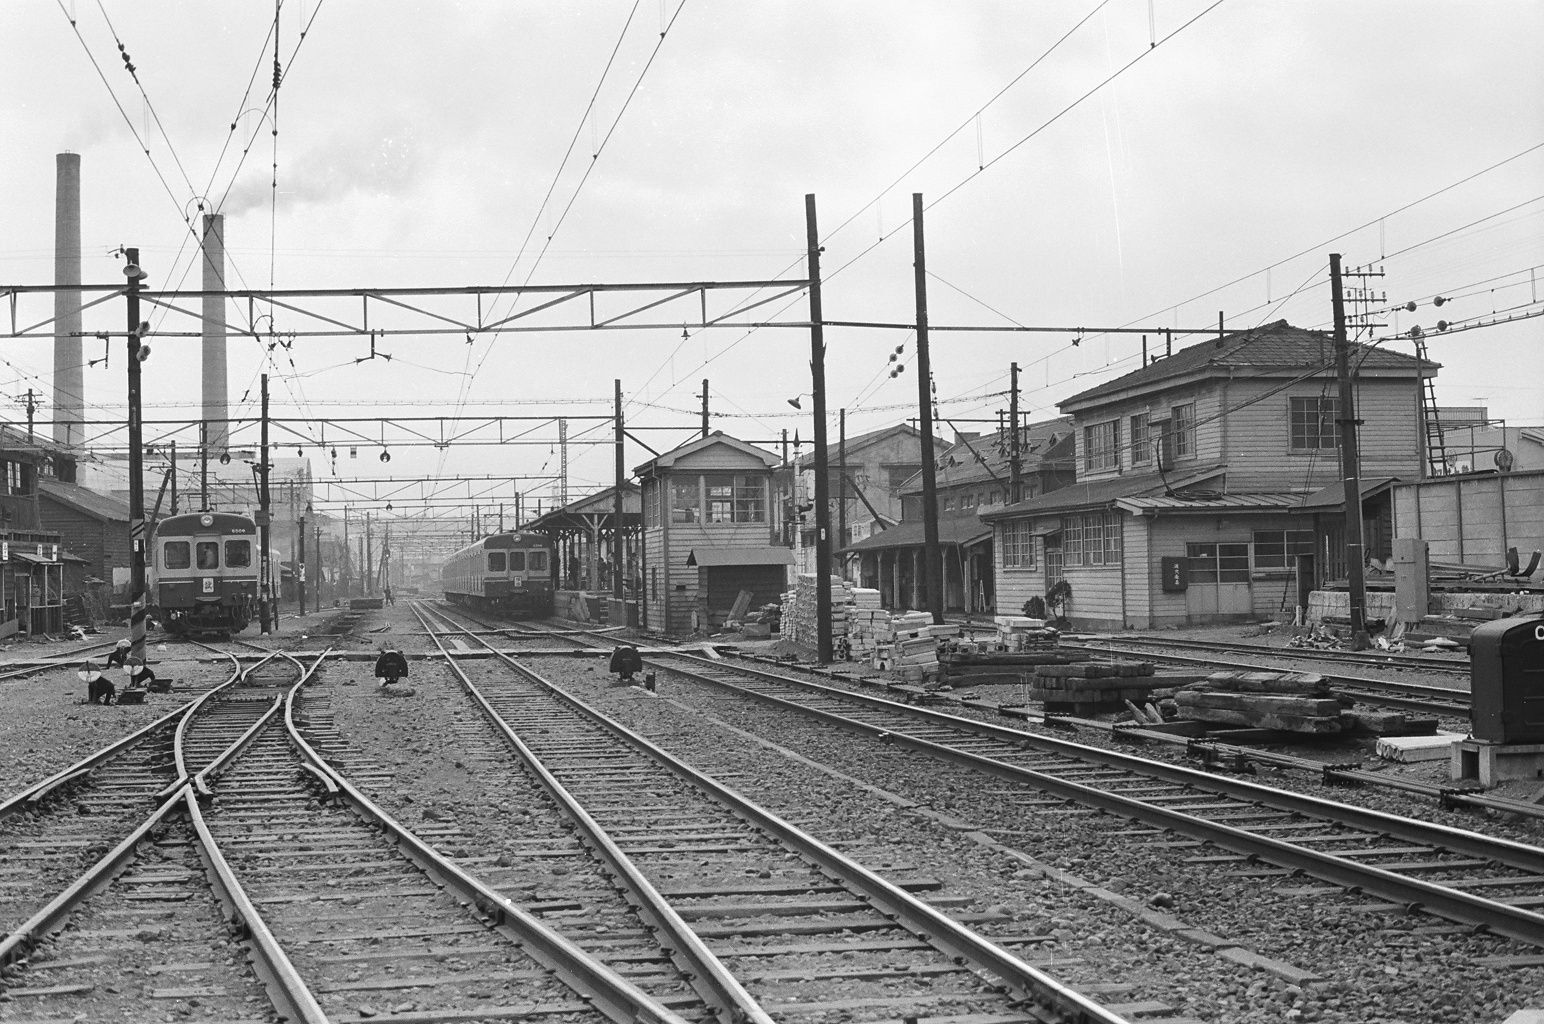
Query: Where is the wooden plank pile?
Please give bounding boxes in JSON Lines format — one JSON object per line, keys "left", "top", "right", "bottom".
{"left": 1171, "top": 670, "right": 1436, "bottom": 737}
{"left": 1027, "top": 660, "right": 1186, "bottom": 714}
{"left": 991, "top": 614, "right": 1060, "bottom": 652}
{"left": 837, "top": 588, "right": 886, "bottom": 661}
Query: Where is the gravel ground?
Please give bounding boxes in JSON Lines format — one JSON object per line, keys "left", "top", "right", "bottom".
{"left": 8, "top": 603, "right": 1542, "bottom": 1023}
{"left": 0, "top": 638, "right": 222, "bottom": 800}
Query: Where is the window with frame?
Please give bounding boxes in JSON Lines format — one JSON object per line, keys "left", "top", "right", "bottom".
{"left": 1062, "top": 515, "right": 1083, "bottom": 564}
{"left": 703, "top": 473, "right": 767, "bottom": 523}
{"left": 1083, "top": 420, "right": 1120, "bottom": 473}
{"left": 942, "top": 496, "right": 954, "bottom": 511}
{"left": 1130, "top": 413, "right": 1152, "bottom": 465}
{"left": 1252, "top": 529, "right": 1316, "bottom": 570}
{"left": 163, "top": 541, "right": 191, "bottom": 569}
{"left": 1187, "top": 542, "right": 1250, "bottom": 583}
{"left": 643, "top": 480, "right": 660, "bottom": 527}
{"left": 528, "top": 550, "right": 548, "bottom": 573}
{"left": 1171, "top": 403, "right": 1196, "bottom": 458}
{"left": 196, "top": 541, "right": 220, "bottom": 570}
{"left": 1289, "top": 396, "right": 1339, "bottom": 450}
{"left": 487, "top": 552, "right": 506, "bottom": 572}
{"left": 886, "top": 464, "right": 922, "bottom": 490}
{"left": 670, "top": 476, "right": 700, "bottom": 523}
{"left": 733, "top": 475, "right": 766, "bottom": 522}
{"left": 508, "top": 551, "right": 527, "bottom": 572}
{"left": 1083, "top": 512, "right": 1123, "bottom": 566}
{"left": 0, "top": 461, "right": 21, "bottom": 495}
{"left": 1001, "top": 520, "right": 1036, "bottom": 569}
{"left": 224, "top": 540, "right": 251, "bottom": 568}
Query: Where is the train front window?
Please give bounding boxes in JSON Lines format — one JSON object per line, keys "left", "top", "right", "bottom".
{"left": 196, "top": 542, "right": 220, "bottom": 570}
{"left": 163, "top": 541, "right": 191, "bottom": 569}
{"left": 528, "top": 551, "right": 548, "bottom": 573}
{"left": 487, "top": 552, "right": 506, "bottom": 572}
{"left": 225, "top": 540, "right": 252, "bottom": 568}
{"left": 508, "top": 552, "right": 526, "bottom": 571}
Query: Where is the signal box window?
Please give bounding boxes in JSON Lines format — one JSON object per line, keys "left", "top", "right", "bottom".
{"left": 196, "top": 542, "right": 220, "bottom": 570}
{"left": 164, "top": 541, "right": 191, "bottom": 569}
{"left": 487, "top": 552, "right": 506, "bottom": 572}
{"left": 224, "top": 540, "right": 252, "bottom": 568}
{"left": 671, "top": 477, "right": 700, "bottom": 523}
{"left": 528, "top": 550, "right": 548, "bottom": 573}
{"left": 1171, "top": 403, "right": 1196, "bottom": 458}
{"left": 1187, "top": 542, "right": 1249, "bottom": 583}
{"left": 509, "top": 552, "right": 526, "bottom": 571}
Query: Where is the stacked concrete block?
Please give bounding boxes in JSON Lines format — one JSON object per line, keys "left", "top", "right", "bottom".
{"left": 993, "top": 614, "right": 1060, "bottom": 652}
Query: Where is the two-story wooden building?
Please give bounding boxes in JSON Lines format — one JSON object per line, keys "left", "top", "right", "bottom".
{"left": 981, "top": 321, "right": 1433, "bottom": 628}
{"left": 636, "top": 432, "right": 793, "bottom": 633}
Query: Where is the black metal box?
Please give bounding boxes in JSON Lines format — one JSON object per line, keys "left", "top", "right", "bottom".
{"left": 1469, "top": 616, "right": 1544, "bottom": 743}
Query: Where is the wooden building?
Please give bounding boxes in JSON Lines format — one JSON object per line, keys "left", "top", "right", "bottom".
{"left": 982, "top": 321, "right": 1433, "bottom": 628}
{"left": 0, "top": 425, "right": 73, "bottom": 636}
{"left": 636, "top": 432, "right": 792, "bottom": 634}
{"left": 845, "top": 418, "right": 1074, "bottom": 614}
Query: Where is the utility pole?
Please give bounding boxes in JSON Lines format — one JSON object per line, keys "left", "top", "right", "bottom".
{"left": 700, "top": 378, "right": 709, "bottom": 439}
{"left": 169, "top": 441, "right": 178, "bottom": 515}
{"left": 1330, "top": 253, "right": 1370, "bottom": 651}
{"left": 199, "top": 420, "right": 209, "bottom": 510}
{"left": 297, "top": 502, "right": 308, "bottom": 616}
{"left": 342, "top": 509, "right": 351, "bottom": 598}
{"left": 614, "top": 378, "right": 625, "bottom": 601}
{"left": 913, "top": 193, "right": 943, "bottom": 625}
{"left": 837, "top": 408, "right": 847, "bottom": 575}
{"left": 124, "top": 248, "right": 149, "bottom": 668}
{"left": 806, "top": 193, "right": 834, "bottom": 663}
{"left": 365, "top": 512, "right": 374, "bottom": 595}
{"left": 314, "top": 521, "right": 323, "bottom": 608}
{"left": 23, "top": 389, "right": 36, "bottom": 440}
{"left": 1009, "top": 361, "right": 1023, "bottom": 503}
{"left": 257, "top": 373, "right": 273, "bottom": 633}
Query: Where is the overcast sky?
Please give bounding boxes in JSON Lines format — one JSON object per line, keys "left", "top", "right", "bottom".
{"left": 3, "top": 1, "right": 1541, "bottom": 520}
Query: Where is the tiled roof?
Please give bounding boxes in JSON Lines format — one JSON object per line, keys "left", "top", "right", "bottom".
{"left": 1292, "top": 476, "right": 1401, "bottom": 510}
{"left": 1061, "top": 320, "right": 1433, "bottom": 409}
{"left": 843, "top": 511, "right": 992, "bottom": 553}
{"left": 38, "top": 478, "right": 130, "bottom": 522}
{"left": 1116, "top": 492, "right": 1303, "bottom": 513}
{"left": 979, "top": 464, "right": 1227, "bottom": 519}
{"left": 899, "top": 417, "right": 1074, "bottom": 493}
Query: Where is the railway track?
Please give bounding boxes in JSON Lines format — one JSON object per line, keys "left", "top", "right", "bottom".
{"left": 1071, "top": 633, "right": 1470, "bottom": 676}
{"left": 4, "top": 641, "right": 707, "bottom": 1022}
{"left": 414, "top": 601, "right": 1139, "bottom": 1023}
{"left": 434, "top": 608, "right": 1544, "bottom": 956}
{"left": 608, "top": 648, "right": 1544, "bottom": 949}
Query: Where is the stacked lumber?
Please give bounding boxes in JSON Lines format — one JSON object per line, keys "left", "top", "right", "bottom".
{"left": 781, "top": 574, "right": 854, "bottom": 647}
{"left": 992, "top": 615, "right": 1060, "bottom": 652}
{"left": 872, "top": 611, "right": 942, "bottom": 681}
{"left": 840, "top": 606, "right": 888, "bottom": 661}
{"left": 1173, "top": 670, "right": 1344, "bottom": 734}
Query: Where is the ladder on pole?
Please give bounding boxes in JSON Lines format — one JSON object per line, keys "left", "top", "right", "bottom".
{"left": 1414, "top": 337, "right": 1447, "bottom": 476}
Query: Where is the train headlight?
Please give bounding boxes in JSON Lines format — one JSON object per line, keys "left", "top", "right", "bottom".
{"left": 200, "top": 514, "right": 214, "bottom": 527}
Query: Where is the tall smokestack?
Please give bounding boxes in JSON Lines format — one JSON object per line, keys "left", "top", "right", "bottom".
{"left": 53, "top": 153, "right": 83, "bottom": 448}
{"left": 201, "top": 214, "right": 229, "bottom": 454}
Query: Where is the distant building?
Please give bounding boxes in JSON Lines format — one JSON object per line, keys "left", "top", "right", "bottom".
{"left": 845, "top": 418, "right": 1074, "bottom": 613}
{"left": 982, "top": 321, "right": 1434, "bottom": 628}
{"left": 636, "top": 432, "right": 792, "bottom": 633}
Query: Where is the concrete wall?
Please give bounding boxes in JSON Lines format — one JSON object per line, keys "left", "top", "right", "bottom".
{"left": 1392, "top": 470, "right": 1544, "bottom": 567}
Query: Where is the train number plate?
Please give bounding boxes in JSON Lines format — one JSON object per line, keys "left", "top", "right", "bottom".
{"left": 202, "top": 577, "right": 214, "bottom": 594}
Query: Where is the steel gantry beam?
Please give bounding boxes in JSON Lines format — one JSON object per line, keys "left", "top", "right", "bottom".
{"left": 0, "top": 279, "right": 813, "bottom": 341}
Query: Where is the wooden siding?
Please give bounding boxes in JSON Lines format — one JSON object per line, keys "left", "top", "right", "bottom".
{"left": 1069, "top": 387, "right": 1218, "bottom": 481}
{"left": 37, "top": 501, "right": 131, "bottom": 590}
{"left": 1392, "top": 471, "right": 1544, "bottom": 565}
{"left": 1222, "top": 376, "right": 1422, "bottom": 490}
